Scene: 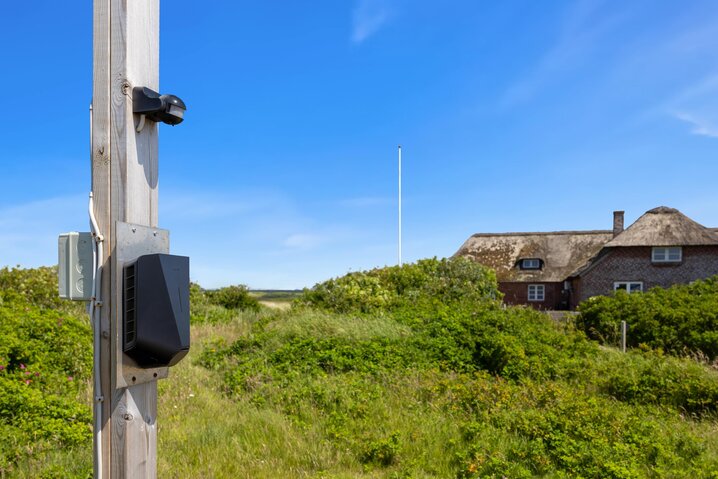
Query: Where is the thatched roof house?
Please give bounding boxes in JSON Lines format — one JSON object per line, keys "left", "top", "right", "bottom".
{"left": 605, "top": 207, "right": 718, "bottom": 247}
{"left": 455, "top": 207, "right": 718, "bottom": 310}
{"left": 456, "top": 231, "right": 612, "bottom": 283}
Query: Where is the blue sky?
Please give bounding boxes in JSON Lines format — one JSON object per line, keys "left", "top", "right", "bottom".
{"left": 1, "top": 0, "right": 718, "bottom": 289}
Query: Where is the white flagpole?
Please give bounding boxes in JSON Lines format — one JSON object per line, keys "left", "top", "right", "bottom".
{"left": 398, "top": 145, "right": 402, "bottom": 267}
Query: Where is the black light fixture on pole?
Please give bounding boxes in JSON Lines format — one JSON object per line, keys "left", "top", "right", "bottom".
{"left": 133, "top": 86, "right": 186, "bottom": 131}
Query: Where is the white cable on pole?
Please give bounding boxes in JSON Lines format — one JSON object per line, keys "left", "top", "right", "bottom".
{"left": 88, "top": 192, "right": 104, "bottom": 479}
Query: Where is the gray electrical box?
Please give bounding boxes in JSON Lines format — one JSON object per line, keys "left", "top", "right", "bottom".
{"left": 58, "top": 232, "right": 94, "bottom": 301}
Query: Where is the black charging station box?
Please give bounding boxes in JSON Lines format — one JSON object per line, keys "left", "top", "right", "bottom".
{"left": 123, "top": 253, "right": 190, "bottom": 368}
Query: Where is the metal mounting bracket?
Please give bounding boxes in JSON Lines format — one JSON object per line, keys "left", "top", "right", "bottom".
{"left": 114, "top": 221, "right": 170, "bottom": 389}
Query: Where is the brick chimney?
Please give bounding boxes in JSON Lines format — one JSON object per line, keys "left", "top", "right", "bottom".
{"left": 613, "top": 210, "right": 624, "bottom": 237}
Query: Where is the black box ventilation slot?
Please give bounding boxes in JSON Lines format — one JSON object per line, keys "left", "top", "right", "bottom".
{"left": 124, "top": 263, "right": 137, "bottom": 349}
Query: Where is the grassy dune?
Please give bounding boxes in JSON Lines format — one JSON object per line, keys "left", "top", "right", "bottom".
{"left": 4, "top": 262, "right": 718, "bottom": 478}
{"left": 153, "top": 307, "right": 718, "bottom": 478}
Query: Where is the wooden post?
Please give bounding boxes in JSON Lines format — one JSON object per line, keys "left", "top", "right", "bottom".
{"left": 92, "top": 0, "right": 160, "bottom": 476}
{"left": 621, "top": 320, "right": 627, "bottom": 353}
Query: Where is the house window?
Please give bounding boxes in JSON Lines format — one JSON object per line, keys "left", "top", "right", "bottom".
{"left": 614, "top": 282, "right": 643, "bottom": 293}
{"left": 528, "top": 284, "right": 545, "bottom": 301}
{"left": 520, "top": 258, "right": 541, "bottom": 270}
{"left": 652, "top": 247, "right": 682, "bottom": 263}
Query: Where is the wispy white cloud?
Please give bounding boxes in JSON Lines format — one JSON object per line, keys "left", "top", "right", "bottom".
{"left": 665, "top": 17, "right": 718, "bottom": 54}
{"left": 662, "top": 73, "right": 718, "bottom": 108}
{"left": 0, "top": 195, "right": 87, "bottom": 268}
{"left": 161, "top": 192, "right": 255, "bottom": 221}
{"left": 657, "top": 73, "right": 718, "bottom": 138}
{"left": 500, "top": 0, "right": 622, "bottom": 108}
{"left": 157, "top": 187, "right": 385, "bottom": 288}
{"left": 673, "top": 111, "right": 718, "bottom": 138}
{"left": 282, "top": 233, "right": 327, "bottom": 250}
{"left": 0, "top": 189, "right": 393, "bottom": 290}
{"left": 352, "top": 0, "right": 394, "bottom": 44}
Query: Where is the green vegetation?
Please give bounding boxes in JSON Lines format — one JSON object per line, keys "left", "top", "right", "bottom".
{"left": 0, "top": 266, "right": 85, "bottom": 316}
{"left": 577, "top": 276, "right": 718, "bottom": 360}
{"left": 251, "top": 290, "right": 302, "bottom": 302}
{"left": 251, "top": 290, "right": 302, "bottom": 311}
{"left": 188, "top": 260, "right": 718, "bottom": 477}
{"left": 190, "top": 283, "right": 261, "bottom": 324}
{"left": 297, "top": 257, "right": 500, "bottom": 314}
{"left": 3, "top": 262, "right": 718, "bottom": 478}
{"left": 0, "top": 267, "right": 92, "bottom": 478}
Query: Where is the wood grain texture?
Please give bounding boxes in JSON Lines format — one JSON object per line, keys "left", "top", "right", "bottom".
{"left": 94, "top": 0, "right": 161, "bottom": 477}
{"left": 92, "top": 0, "right": 112, "bottom": 477}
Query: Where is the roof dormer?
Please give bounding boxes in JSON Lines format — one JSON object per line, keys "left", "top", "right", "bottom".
{"left": 518, "top": 258, "right": 542, "bottom": 270}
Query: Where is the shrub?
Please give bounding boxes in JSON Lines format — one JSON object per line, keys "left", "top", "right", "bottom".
{"left": 446, "top": 375, "right": 718, "bottom": 478}
{"left": 0, "top": 266, "right": 85, "bottom": 316}
{"left": 0, "top": 279, "right": 92, "bottom": 474}
{"left": 360, "top": 432, "right": 400, "bottom": 467}
{"left": 189, "top": 283, "right": 261, "bottom": 324}
{"left": 595, "top": 350, "right": 718, "bottom": 414}
{"left": 208, "top": 285, "right": 261, "bottom": 312}
{"left": 190, "top": 260, "right": 718, "bottom": 477}
{"left": 296, "top": 257, "right": 500, "bottom": 314}
{"left": 577, "top": 277, "right": 718, "bottom": 359}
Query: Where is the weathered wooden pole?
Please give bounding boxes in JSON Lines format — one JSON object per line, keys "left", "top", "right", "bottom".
{"left": 92, "top": 0, "right": 161, "bottom": 476}
{"left": 621, "top": 320, "right": 627, "bottom": 353}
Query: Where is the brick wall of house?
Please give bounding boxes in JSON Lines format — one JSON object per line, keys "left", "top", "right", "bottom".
{"left": 569, "top": 277, "right": 583, "bottom": 310}
{"left": 574, "top": 245, "right": 718, "bottom": 307}
{"left": 499, "top": 281, "right": 566, "bottom": 310}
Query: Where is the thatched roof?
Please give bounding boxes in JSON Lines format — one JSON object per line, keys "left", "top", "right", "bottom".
{"left": 454, "top": 230, "right": 613, "bottom": 282}
{"left": 605, "top": 206, "right": 718, "bottom": 247}
{"left": 455, "top": 206, "right": 718, "bottom": 283}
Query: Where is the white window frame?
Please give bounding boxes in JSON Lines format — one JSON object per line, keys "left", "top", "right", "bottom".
{"left": 521, "top": 258, "right": 541, "bottom": 269}
{"left": 614, "top": 281, "right": 643, "bottom": 293}
{"left": 528, "top": 284, "right": 545, "bottom": 301}
{"left": 652, "top": 246, "right": 682, "bottom": 263}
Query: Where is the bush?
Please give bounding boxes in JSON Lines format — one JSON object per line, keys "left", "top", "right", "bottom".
{"left": 360, "top": 432, "right": 400, "bottom": 467}
{"left": 189, "top": 260, "right": 718, "bottom": 476}
{"left": 447, "top": 375, "right": 718, "bottom": 478}
{"left": 214, "top": 283, "right": 718, "bottom": 415}
{"left": 189, "top": 283, "right": 261, "bottom": 324}
{"left": 595, "top": 350, "right": 718, "bottom": 414}
{"left": 296, "top": 257, "right": 500, "bottom": 314}
{"left": 209, "top": 285, "right": 261, "bottom": 312}
{"left": 577, "top": 277, "right": 718, "bottom": 359}
{"left": 0, "top": 266, "right": 85, "bottom": 316}
{"left": 0, "top": 277, "right": 92, "bottom": 475}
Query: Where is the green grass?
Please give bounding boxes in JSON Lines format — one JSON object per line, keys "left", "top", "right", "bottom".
{"left": 6, "top": 305, "right": 718, "bottom": 478}
{"left": 251, "top": 290, "right": 302, "bottom": 311}
{"left": 250, "top": 290, "right": 303, "bottom": 302}
{"left": 157, "top": 314, "right": 371, "bottom": 478}
{"left": 7, "top": 447, "right": 92, "bottom": 479}
{"left": 264, "top": 308, "right": 413, "bottom": 341}
{"left": 5, "top": 264, "right": 718, "bottom": 478}
{"left": 156, "top": 310, "right": 468, "bottom": 478}
{"left": 156, "top": 324, "right": 460, "bottom": 477}
{"left": 162, "top": 305, "right": 718, "bottom": 478}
